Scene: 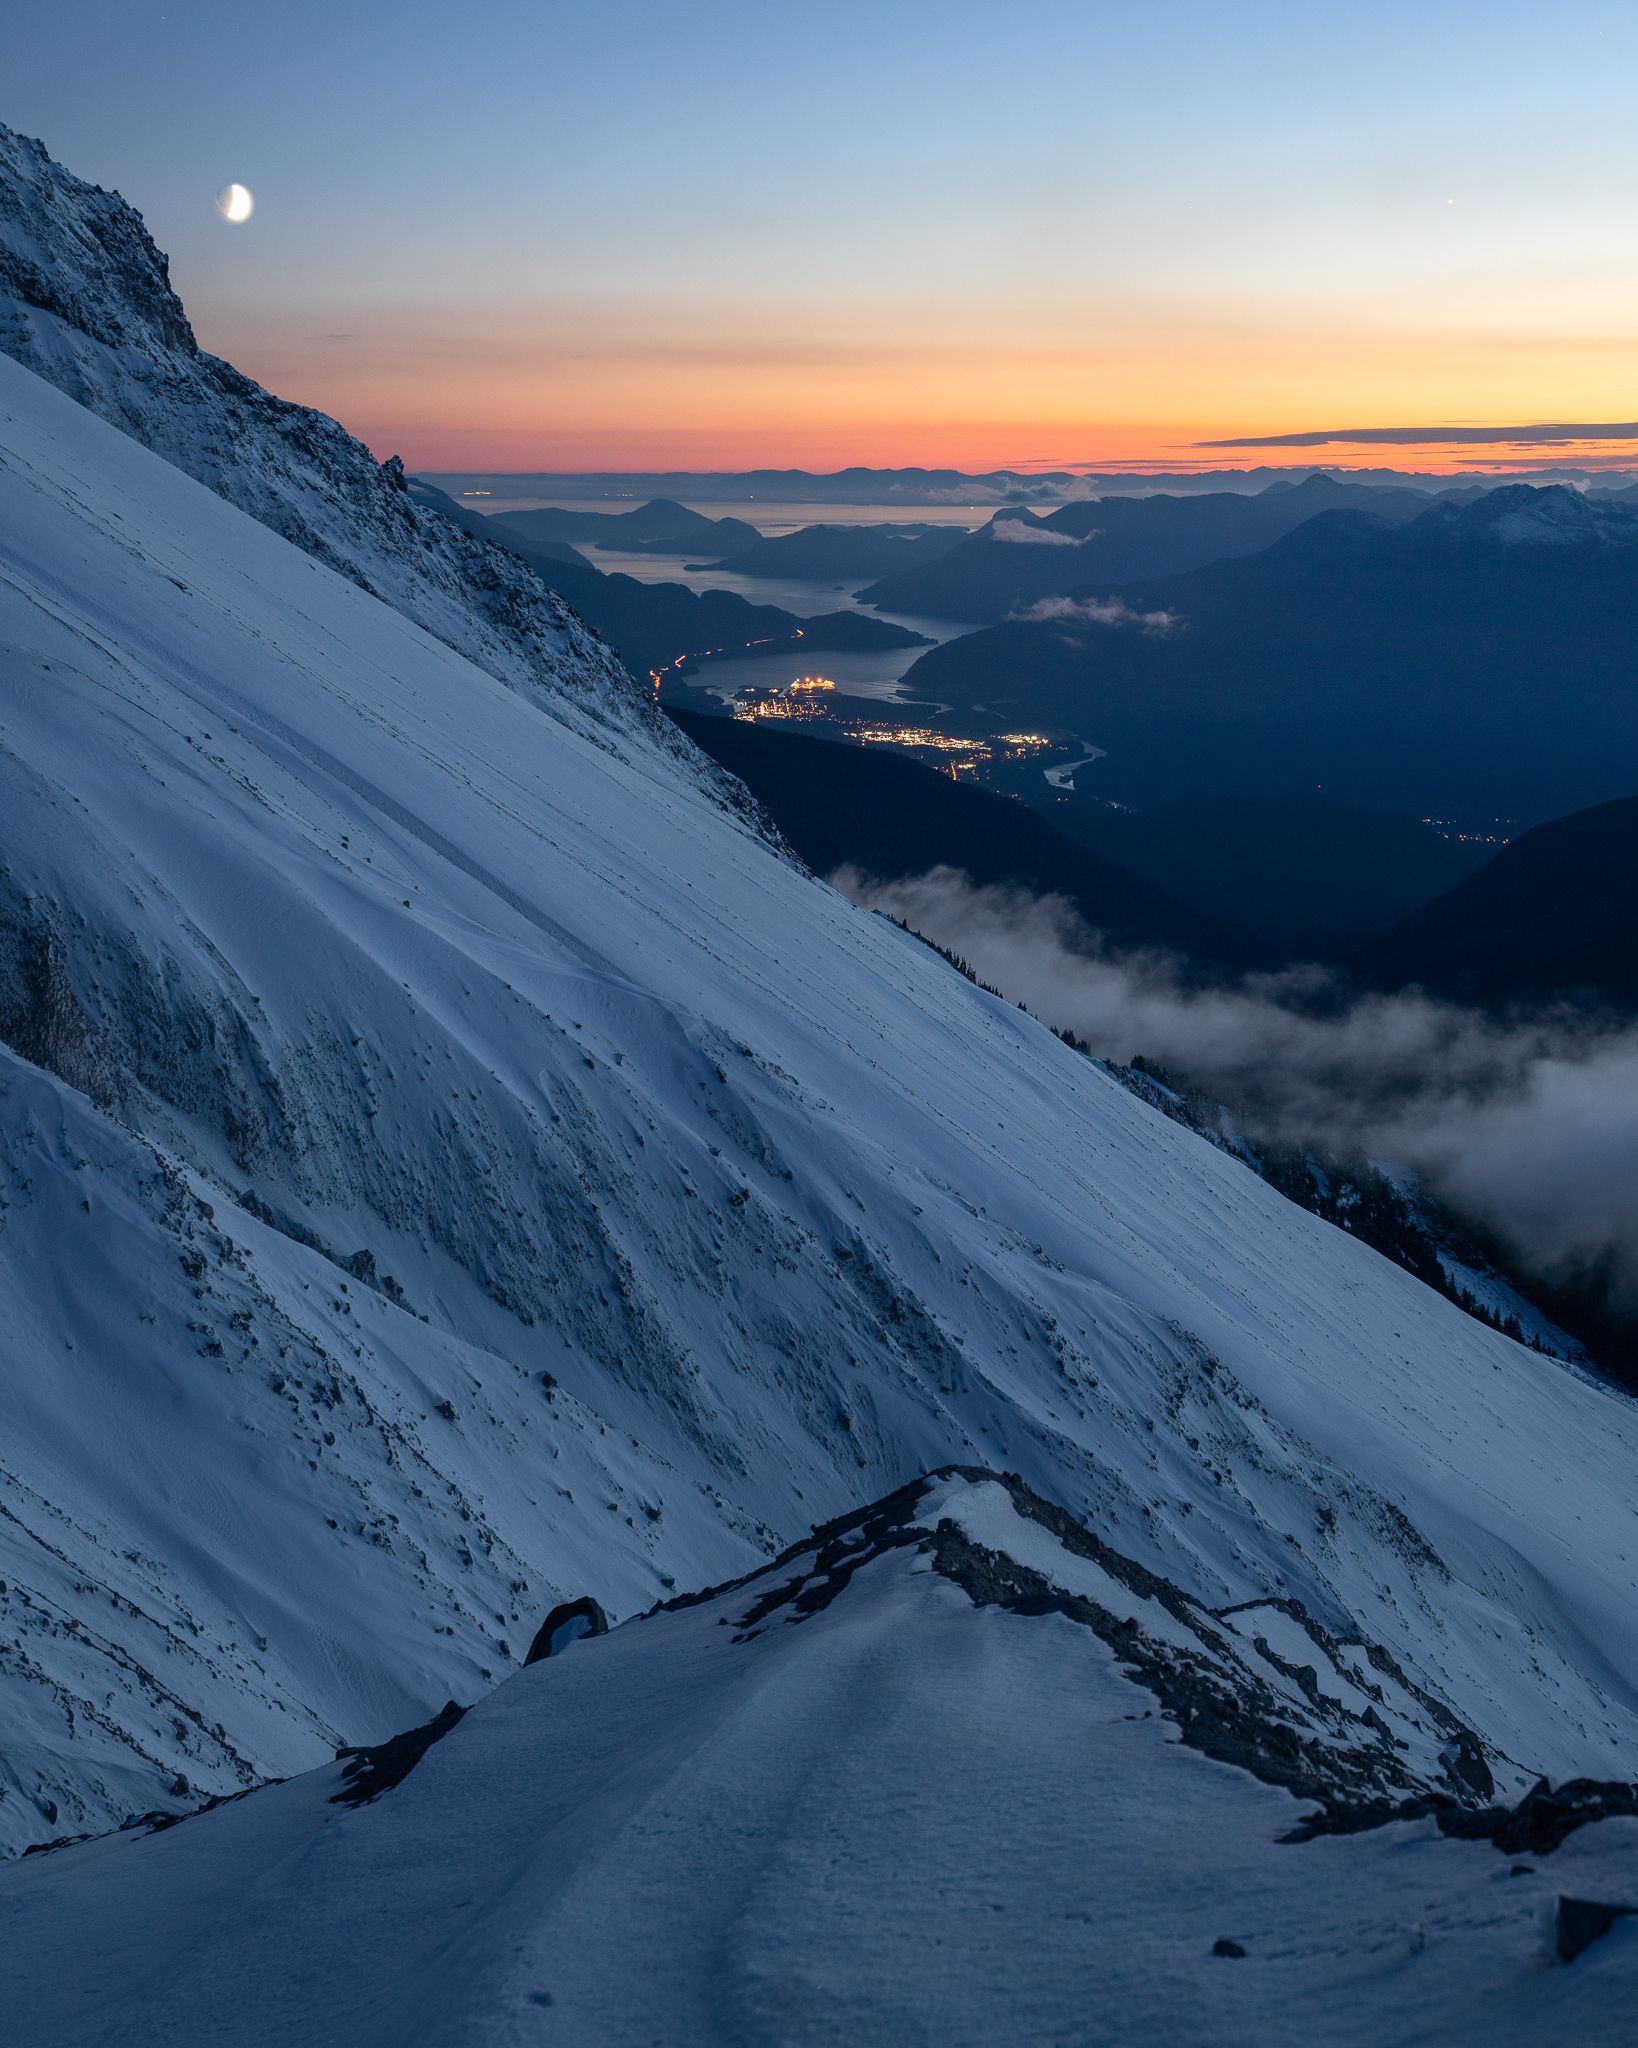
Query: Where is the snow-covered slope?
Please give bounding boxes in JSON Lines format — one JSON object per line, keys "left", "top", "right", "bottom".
{"left": 5, "top": 125, "right": 1638, "bottom": 1891}
{"left": 5, "top": 1472, "right": 1634, "bottom": 2048}
{"left": 6, "top": 336, "right": 1638, "bottom": 1864}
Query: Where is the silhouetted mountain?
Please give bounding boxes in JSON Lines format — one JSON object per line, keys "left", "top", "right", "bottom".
{"left": 538, "top": 563, "right": 927, "bottom": 677}
{"left": 699, "top": 522, "right": 968, "bottom": 582}
{"left": 1360, "top": 794, "right": 1638, "bottom": 1009}
{"left": 493, "top": 497, "right": 760, "bottom": 555}
{"left": 430, "top": 465, "right": 1071, "bottom": 506}
{"left": 857, "top": 475, "right": 1436, "bottom": 622}
{"left": 1059, "top": 792, "right": 1491, "bottom": 958}
{"left": 905, "top": 485, "right": 1638, "bottom": 823}
{"left": 598, "top": 499, "right": 762, "bottom": 556}
{"left": 667, "top": 708, "right": 1240, "bottom": 962}
{"left": 410, "top": 480, "right": 927, "bottom": 677}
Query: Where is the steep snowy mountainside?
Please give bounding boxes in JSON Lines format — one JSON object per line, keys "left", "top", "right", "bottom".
{"left": 5, "top": 1472, "right": 1634, "bottom": 2048}
{"left": 0, "top": 122, "right": 687, "bottom": 758}
{"left": 6, "top": 344, "right": 1638, "bottom": 1861}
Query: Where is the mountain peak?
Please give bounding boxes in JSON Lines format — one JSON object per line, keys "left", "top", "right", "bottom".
{"left": 0, "top": 120, "right": 673, "bottom": 746}
{"left": 1415, "top": 481, "right": 1638, "bottom": 548}
{"left": 0, "top": 124, "right": 196, "bottom": 364}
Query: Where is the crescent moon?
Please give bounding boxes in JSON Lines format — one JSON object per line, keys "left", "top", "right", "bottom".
{"left": 216, "top": 183, "right": 254, "bottom": 224}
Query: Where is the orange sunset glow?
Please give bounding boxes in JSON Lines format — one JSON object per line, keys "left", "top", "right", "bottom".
{"left": 205, "top": 291, "right": 1638, "bottom": 474}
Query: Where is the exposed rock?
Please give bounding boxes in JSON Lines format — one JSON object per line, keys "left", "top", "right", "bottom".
{"left": 331, "top": 1700, "right": 467, "bottom": 1809}
{"left": 525, "top": 1597, "right": 610, "bottom": 1666}
{"left": 1291, "top": 1773, "right": 1638, "bottom": 1854}
{"left": 681, "top": 1468, "right": 1504, "bottom": 1817}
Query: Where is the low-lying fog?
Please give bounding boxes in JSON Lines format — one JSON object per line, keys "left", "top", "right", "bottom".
{"left": 836, "top": 865, "right": 1638, "bottom": 1314}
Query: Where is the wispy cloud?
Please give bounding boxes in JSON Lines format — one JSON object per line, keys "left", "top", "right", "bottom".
{"left": 1009, "top": 594, "right": 1180, "bottom": 634}
{"left": 1197, "top": 422, "right": 1638, "bottom": 449}
{"left": 990, "top": 517, "right": 1083, "bottom": 546}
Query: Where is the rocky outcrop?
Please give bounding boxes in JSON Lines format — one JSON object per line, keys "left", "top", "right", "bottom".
{"left": 524, "top": 1598, "right": 610, "bottom": 1665}
{"left": 0, "top": 123, "right": 706, "bottom": 764}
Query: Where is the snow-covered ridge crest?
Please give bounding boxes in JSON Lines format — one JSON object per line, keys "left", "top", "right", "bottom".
{"left": 7, "top": 1471, "right": 1636, "bottom": 2047}
{"left": 0, "top": 122, "right": 692, "bottom": 755}
{"left": 690, "top": 1468, "right": 1499, "bottom": 1811}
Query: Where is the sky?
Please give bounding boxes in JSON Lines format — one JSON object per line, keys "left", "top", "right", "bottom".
{"left": 11, "top": 1, "right": 1638, "bottom": 473}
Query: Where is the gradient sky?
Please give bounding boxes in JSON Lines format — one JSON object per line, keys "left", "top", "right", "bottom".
{"left": 11, "top": 1, "right": 1638, "bottom": 471}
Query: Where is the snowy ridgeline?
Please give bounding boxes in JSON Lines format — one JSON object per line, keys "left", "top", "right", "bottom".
{"left": 4, "top": 1472, "right": 1634, "bottom": 2048}
{"left": 0, "top": 124, "right": 709, "bottom": 767}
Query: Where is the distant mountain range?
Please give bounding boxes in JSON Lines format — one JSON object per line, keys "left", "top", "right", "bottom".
{"left": 906, "top": 485, "right": 1638, "bottom": 824}
{"left": 419, "top": 463, "right": 1638, "bottom": 503}
{"left": 1361, "top": 794, "right": 1638, "bottom": 1010}
{"left": 668, "top": 710, "right": 1239, "bottom": 963}
{"left": 857, "top": 475, "right": 1443, "bottom": 622}
{"left": 408, "top": 482, "right": 927, "bottom": 677}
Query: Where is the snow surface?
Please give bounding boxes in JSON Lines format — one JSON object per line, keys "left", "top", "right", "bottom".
{"left": 3, "top": 1473, "right": 1633, "bottom": 2048}
{"left": 6, "top": 338, "right": 1638, "bottom": 1864}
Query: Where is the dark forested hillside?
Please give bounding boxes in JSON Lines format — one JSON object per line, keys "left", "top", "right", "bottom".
{"left": 1361, "top": 794, "right": 1638, "bottom": 1009}
{"left": 667, "top": 709, "right": 1240, "bottom": 961}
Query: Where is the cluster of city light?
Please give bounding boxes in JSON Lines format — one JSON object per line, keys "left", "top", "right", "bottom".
{"left": 1422, "top": 815, "right": 1513, "bottom": 845}
{"left": 660, "top": 659, "right": 1058, "bottom": 789}
{"left": 729, "top": 675, "right": 840, "bottom": 722}
{"left": 847, "top": 723, "right": 994, "bottom": 778}
{"left": 731, "top": 693, "right": 828, "bottom": 723}
{"left": 852, "top": 725, "right": 981, "bottom": 752}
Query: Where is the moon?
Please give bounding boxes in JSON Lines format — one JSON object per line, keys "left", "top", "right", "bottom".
{"left": 216, "top": 183, "right": 254, "bottom": 224}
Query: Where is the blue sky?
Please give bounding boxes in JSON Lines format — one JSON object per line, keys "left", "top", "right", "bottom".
{"left": 11, "top": 2, "right": 1638, "bottom": 468}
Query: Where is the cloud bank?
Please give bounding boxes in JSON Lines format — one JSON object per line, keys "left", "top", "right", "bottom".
{"left": 833, "top": 866, "right": 1638, "bottom": 1310}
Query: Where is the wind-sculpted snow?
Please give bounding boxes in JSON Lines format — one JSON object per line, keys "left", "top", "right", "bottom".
{"left": 5, "top": 348, "right": 1638, "bottom": 1860}
{"left": 0, "top": 122, "right": 706, "bottom": 769}
{"left": 4, "top": 1474, "right": 1634, "bottom": 2047}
